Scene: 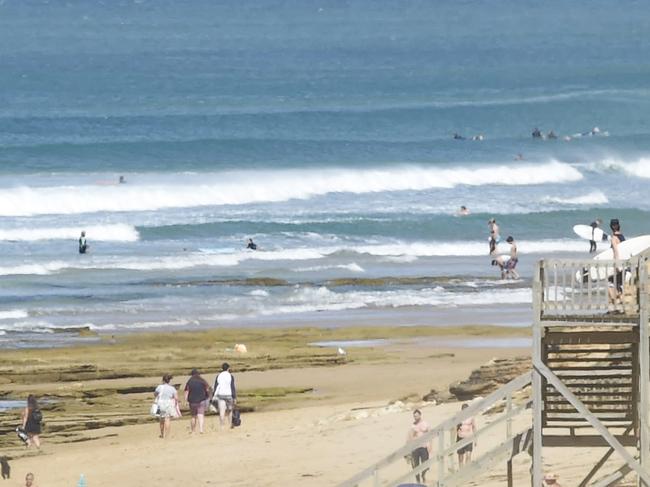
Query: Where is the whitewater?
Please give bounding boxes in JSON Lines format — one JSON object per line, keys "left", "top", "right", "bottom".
{"left": 2, "top": 0, "right": 650, "bottom": 347}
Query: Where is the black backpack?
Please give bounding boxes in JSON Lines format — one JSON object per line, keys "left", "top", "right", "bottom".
{"left": 32, "top": 409, "right": 43, "bottom": 423}
{"left": 232, "top": 408, "right": 241, "bottom": 427}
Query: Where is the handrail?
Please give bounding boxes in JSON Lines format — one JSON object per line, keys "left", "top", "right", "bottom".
{"left": 338, "top": 371, "right": 532, "bottom": 487}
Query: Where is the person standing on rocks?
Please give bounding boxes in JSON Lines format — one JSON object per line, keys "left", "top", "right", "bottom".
{"left": 406, "top": 409, "right": 431, "bottom": 484}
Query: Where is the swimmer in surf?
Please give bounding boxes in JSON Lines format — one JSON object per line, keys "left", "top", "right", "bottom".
{"left": 458, "top": 205, "right": 470, "bottom": 216}
{"left": 488, "top": 218, "right": 500, "bottom": 255}
{"left": 504, "top": 236, "right": 519, "bottom": 279}
{"left": 246, "top": 238, "right": 257, "bottom": 250}
{"left": 78, "top": 231, "right": 88, "bottom": 254}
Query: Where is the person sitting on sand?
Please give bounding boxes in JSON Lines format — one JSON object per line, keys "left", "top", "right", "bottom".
{"left": 212, "top": 362, "right": 237, "bottom": 430}
{"left": 456, "top": 403, "right": 477, "bottom": 467}
{"left": 406, "top": 409, "right": 431, "bottom": 484}
{"left": 184, "top": 369, "right": 211, "bottom": 434}
{"left": 21, "top": 395, "right": 42, "bottom": 449}
{"left": 155, "top": 373, "right": 179, "bottom": 439}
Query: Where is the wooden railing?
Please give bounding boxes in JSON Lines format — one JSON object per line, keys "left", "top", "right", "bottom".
{"left": 338, "top": 372, "right": 533, "bottom": 487}
{"left": 539, "top": 257, "right": 642, "bottom": 320}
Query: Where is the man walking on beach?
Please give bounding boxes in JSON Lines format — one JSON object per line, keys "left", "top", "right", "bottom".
{"left": 407, "top": 409, "right": 431, "bottom": 484}
{"left": 212, "top": 362, "right": 237, "bottom": 430}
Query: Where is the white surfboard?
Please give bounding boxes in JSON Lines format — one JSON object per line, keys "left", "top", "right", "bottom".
{"left": 573, "top": 224, "right": 609, "bottom": 243}
{"left": 575, "top": 235, "right": 650, "bottom": 282}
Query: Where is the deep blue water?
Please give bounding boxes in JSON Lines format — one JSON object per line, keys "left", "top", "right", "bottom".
{"left": 1, "top": 0, "right": 650, "bottom": 345}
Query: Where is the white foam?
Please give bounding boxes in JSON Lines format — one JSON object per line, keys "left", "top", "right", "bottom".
{"left": 542, "top": 191, "right": 608, "bottom": 206}
{"left": 292, "top": 263, "right": 365, "bottom": 273}
{"left": 221, "top": 286, "right": 532, "bottom": 318}
{"left": 0, "top": 310, "right": 28, "bottom": 320}
{"left": 0, "top": 239, "right": 586, "bottom": 276}
{"left": 596, "top": 157, "right": 650, "bottom": 179}
{"left": 0, "top": 224, "right": 139, "bottom": 242}
{"left": 0, "top": 161, "right": 583, "bottom": 216}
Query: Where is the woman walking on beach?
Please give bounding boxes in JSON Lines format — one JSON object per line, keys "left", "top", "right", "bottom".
{"left": 155, "top": 373, "right": 179, "bottom": 439}
{"left": 213, "top": 362, "right": 237, "bottom": 430}
{"left": 184, "top": 369, "right": 211, "bottom": 434}
{"left": 21, "top": 395, "right": 42, "bottom": 449}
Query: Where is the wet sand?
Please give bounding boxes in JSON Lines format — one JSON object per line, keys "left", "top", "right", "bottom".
{"left": 1, "top": 324, "right": 532, "bottom": 486}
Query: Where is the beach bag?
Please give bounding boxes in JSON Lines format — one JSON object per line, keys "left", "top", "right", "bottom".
{"left": 150, "top": 403, "right": 159, "bottom": 417}
{"left": 15, "top": 427, "right": 28, "bottom": 444}
{"left": 232, "top": 408, "right": 241, "bottom": 427}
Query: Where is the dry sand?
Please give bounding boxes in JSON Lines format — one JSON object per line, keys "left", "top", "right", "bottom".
{"left": 4, "top": 328, "right": 635, "bottom": 487}
{"left": 2, "top": 324, "right": 536, "bottom": 487}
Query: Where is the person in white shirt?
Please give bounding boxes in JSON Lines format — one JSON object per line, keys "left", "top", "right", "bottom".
{"left": 154, "top": 373, "right": 179, "bottom": 438}
{"left": 212, "top": 363, "right": 237, "bottom": 429}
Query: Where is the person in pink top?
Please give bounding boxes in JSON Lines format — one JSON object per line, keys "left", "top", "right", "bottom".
{"left": 406, "top": 409, "right": 431, "bottom": 484}
{"left": 456, "top": 403, "right": 477, "bottom": 466}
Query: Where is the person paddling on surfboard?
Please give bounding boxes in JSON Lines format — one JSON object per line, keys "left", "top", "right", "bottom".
{"left": 78, "top": 231, "right": 88, "bottom": 254}
{"left": 589, "top": 219, "right": 603, "bottom": 253}
{"left": 607, "top": 219, "right": 625, "bottom": 313}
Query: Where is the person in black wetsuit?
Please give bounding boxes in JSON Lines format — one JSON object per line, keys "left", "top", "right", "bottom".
{"left": 607, "top": 219, "right": 626, "bottom": 312}
{"left": 78, "top": 231, "right": 88, "bottom": 254}
{"left": 589, "top": 219, "right": 603, "bottom": 253}
{"left": 246, "top": 238, "right": 257, "bottom": 250}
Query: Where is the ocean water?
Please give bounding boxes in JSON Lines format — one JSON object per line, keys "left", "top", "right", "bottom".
{"left": 1, "top": 0, "right": 650, "bottom": 346}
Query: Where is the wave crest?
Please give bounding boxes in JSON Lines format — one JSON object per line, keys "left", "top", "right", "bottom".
{"left": 0, "top": 161, "right": 582, "bottom": 216}
{"left": 0, "top": 224, "right": 139, "bottom": 242}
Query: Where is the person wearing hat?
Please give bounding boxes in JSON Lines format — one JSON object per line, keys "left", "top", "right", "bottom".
{"left": 154, "top": 373, "right": 179, "bottom": 438}
{"left": 184, "top": 368, "right": 212, "bottom": 434}
{"left": 212, "top": 362, "right": 237, "bottom": 429}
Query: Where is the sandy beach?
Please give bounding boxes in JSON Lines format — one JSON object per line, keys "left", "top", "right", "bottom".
{"left": 1, "top": 325, "right": 534, "bottom": 486}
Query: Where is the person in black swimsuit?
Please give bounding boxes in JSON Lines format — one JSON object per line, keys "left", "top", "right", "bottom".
{"left": 21, "top": 395, "right": 42, "bottom": 449}
{"left": 589, "top": 219, "right": 603, "bottom": 253}
{"left": 607, "top": 219, "right": 626, "bottom": 312}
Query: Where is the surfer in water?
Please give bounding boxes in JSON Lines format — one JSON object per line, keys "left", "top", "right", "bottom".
{"left": 246, "top": 238, "right": 257, "bottom": 251}
{"left": 458, "top": 205, "right": 470, "bottom": 216}
{"left": 488, "top": 218, "right": 500, "bottom": 255}
{"left": 78, "top": 231, "right": 88, "bottom": 254}
{"left": 589, "top": 219, "right": 604, "bottom": 253}
{"left": 607, "top": 219, "right": 625, "bottom": 312}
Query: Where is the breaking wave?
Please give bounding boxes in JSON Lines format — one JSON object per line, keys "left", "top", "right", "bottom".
{"left": 0, "top": 161, "right": 582, "bottom": 216}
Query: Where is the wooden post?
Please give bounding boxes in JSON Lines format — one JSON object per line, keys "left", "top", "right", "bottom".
{"left": 438, "top": 429, "right": 445, "bottom": 487}
{"left": 532, "top": 261, "right": 544, "bottom": 487}
{"left": 638, "top": 256, "right": 650, "bottom": 487}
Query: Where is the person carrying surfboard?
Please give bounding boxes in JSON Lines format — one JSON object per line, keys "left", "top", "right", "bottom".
{"left": 589, "top": 219, "right": 603, "bottom": 253}
{"left": 607, "top": 219, "right": 625, "bottom": 312}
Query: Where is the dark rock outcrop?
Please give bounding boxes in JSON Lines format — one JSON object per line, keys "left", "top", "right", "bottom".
{"left": 449, "top": 357, "right": 531, "bottom": 401}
